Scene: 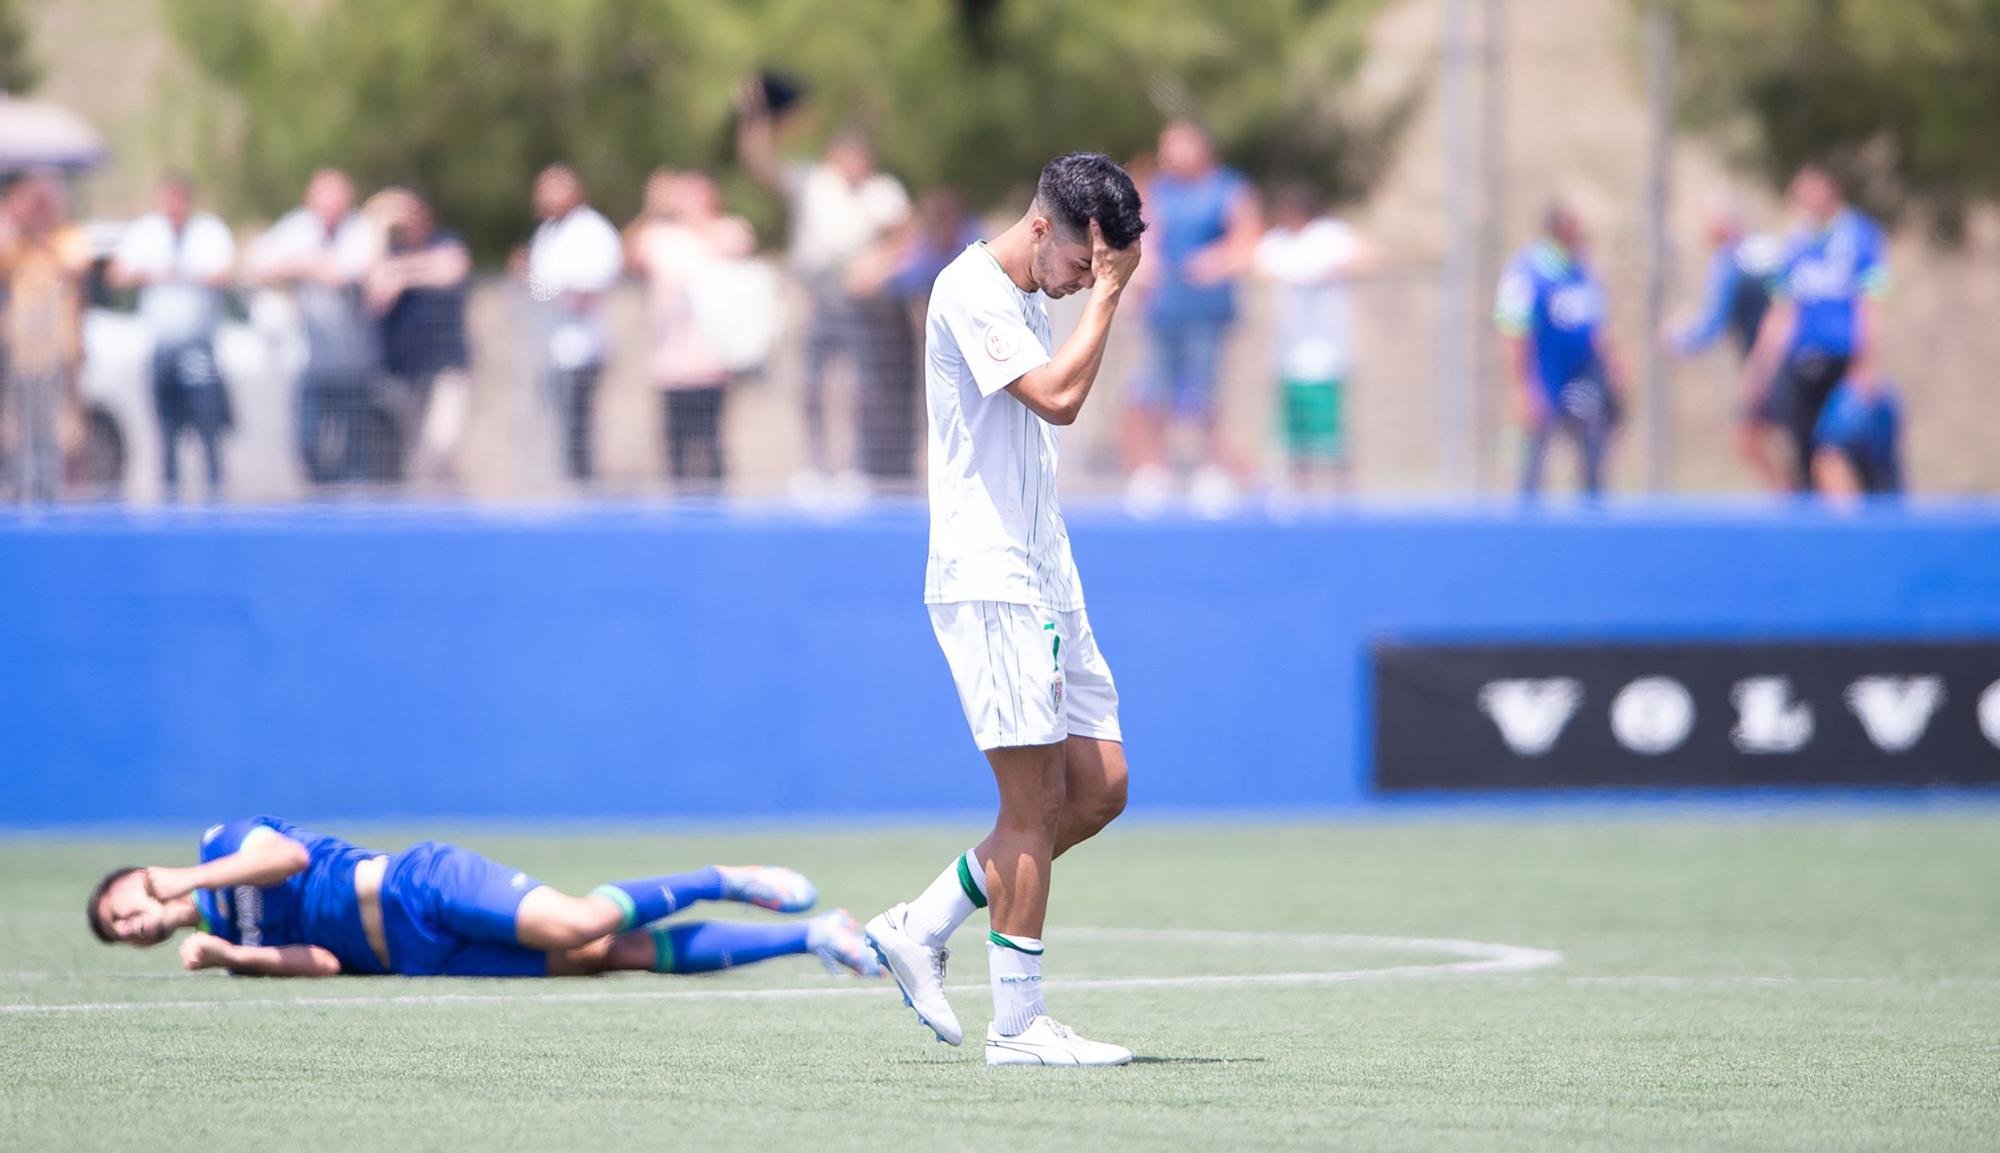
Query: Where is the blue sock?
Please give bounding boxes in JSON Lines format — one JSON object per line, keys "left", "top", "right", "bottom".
{"left": 591, "top": 868, "right": 726, "bottom": 931}
{"left": 649, "top": 921, "right": 812, "bottom": 974}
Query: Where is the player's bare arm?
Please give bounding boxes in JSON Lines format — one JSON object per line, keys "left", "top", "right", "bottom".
{"left": 144, "top": 827, "right": 310, "bottom": 902}
{"left": 1006, "top": 221, "right": 1142, "bottom": 425}
{"left": 179, "top": 932, "right": 343, "bottom": 977}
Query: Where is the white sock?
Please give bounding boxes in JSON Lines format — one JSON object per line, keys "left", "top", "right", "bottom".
{"left": 905, "top": 848, "right": 986, "bottom": 948}
{"left": 987, "top": 932, "right": 1046, "bottom": 1036}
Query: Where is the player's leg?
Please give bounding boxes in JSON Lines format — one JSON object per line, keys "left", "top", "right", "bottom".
{"left": 1519, "top": 413, "right": 1553, "bottom": 496}
{"left": 544, "top": 911, "right": 879, "bottom": 977}
{"left": 1577, "top": 411, "right": 1611, "bottom": 497}
{"left": 870, "top": 602, "right": 1065, "bottom": 1046}
{"left": 1054, "top": 737, "right": 1128, "bottom": 857}
{"left": 521, "top": 863, "right": 819, "bottom": 949}
{"left": 1811, "top": 444, "right": 1863, "bottom": 504}
{"left": 1053, "top": 605, "right": 1128, "bottom": 858}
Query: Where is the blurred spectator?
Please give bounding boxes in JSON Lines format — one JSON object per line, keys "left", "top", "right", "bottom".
{"left": 626, "top": 169, "right": 758, "bottom": 490}
{"left": 108, "top": 172, "right": 236, "bottom": 501}
{"left": 1664, "top": 189, "right": 1785, "bottom": 489}
{"left": 249, "top": 169, "right": 380, "bottom": 486}
{"left": 1254, "top": 183, "right": 1379, "bottom": 494}
{"left": 527, "top": 164, "right": 622, "bottom": 484}
{"left": 363, "top": 187, "right": 471, "bottom": 487}
{"left": 1495, "top": 202, "right": 1627, "bottom": 498}
{"left": 0, "top": 172, "right": 90, "bottom": 504}
{"left": 1125, "top": 121, "right": 1262, "bottom": 513}
{"left": 858, "top": 186, "right": 984, "bottom": 481}
{"left": 884, "top": 187, "right": 985, "bottom": 301}
{"left": 1812, "top": 378, "right": 1903, "bottom": 502}
{"left": 1744, "top": 165, "right": 1889, "bottom": 493}
{"left": 737, "top": 80, "right": 913, "bottom": 494}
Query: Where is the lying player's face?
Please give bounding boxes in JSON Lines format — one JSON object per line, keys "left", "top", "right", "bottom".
{"left": 1033, "top": 227, "right": 1095, "bottom": 299}
{"left": 97, "top": 873, "right": 172, "bottom": 947}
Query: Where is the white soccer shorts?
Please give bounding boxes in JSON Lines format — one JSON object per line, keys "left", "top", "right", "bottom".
{"left": 928, "top": 601, "right": 1122, "bottom": 751}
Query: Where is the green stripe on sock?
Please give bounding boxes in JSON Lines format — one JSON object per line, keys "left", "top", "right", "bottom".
{"left": 592, "top": 884, "right": 638, "bottom": 931}
{"left": 955, "top": 854, "right": 988, "bottom": 910}
{"left": 988, "top": 930, "right": 1043, "bottom": 955}
{"left": 648, "top": 925, "right": 676, "bottom": 974}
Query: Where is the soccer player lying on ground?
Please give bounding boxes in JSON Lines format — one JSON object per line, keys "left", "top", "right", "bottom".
{"left": 85, "top": 816, "right": 882, "bottom": 979}
{"left": 865, "top": 153, "right": 1144, "bottom": 1067}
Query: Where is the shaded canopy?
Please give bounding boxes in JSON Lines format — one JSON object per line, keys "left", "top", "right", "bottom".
{"left": 0, "top": 95, "right": 107, "bottom": 174}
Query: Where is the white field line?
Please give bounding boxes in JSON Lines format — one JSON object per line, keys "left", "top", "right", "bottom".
{"left": 0, "top": 928, "right": 1561, "bottom": 1016}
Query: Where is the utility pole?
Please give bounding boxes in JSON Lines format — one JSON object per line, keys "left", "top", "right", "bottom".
{"left": 1440, "top": 0, "right": 1475, "bottom": 494}
{"left": 1641, "top": 5, "right": 1677, "bottom": 493}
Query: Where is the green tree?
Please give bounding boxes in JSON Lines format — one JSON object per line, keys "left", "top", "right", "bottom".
{"left": 0, "top": 0, "right": 41, "bottom": 95}
{"left": 1661, "top": 0, "right": 2000, "bottom": 233}
{"left": 164, "top": 0, "right": 1402, "bottom": 260}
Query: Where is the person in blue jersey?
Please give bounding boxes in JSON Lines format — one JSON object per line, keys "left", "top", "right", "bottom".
{"left": 85, "top": 815, "right": 881, "bottom": 979}
{"left": 1662, "top": 191, "right": 1786, "bottom": 489}
{"left": 1124, "top": 121, "right": 1263, "bottom": 512}
{"left": 1811, "top": 377, "right": 1903, "bottom": 501}
{"left": 1494, "top": 202, "right": 1629, "bottom": 497}
{"left": 1743, "top": 165, "right": 1890, "bottom": 492}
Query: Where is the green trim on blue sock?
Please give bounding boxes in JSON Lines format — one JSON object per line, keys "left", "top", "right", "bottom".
{"left": 956, "top": 853, "right": 988, "bottom": 910}
{"left": 593, "top": 884, "right": 638, "bottom": 932}
{"left": 988, "top": 930, "right": 1043, "bottom": 955}
{"left": 648, "top": 924, "right": 677, "bottom": 974}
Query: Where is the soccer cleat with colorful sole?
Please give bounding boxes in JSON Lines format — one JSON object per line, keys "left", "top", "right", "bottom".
{"left": 716, "top": 865, "right": 819, "bottom": 914}
{"left": 806, "top": 909, "right": 883, "bottom": 978}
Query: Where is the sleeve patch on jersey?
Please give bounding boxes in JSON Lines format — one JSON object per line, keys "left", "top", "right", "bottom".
{"left": 984, "top": 325, "right": 1021, "bottom": 363}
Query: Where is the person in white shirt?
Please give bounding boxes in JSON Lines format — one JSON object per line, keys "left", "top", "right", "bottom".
{"left": 626, "top": 168, "right": 759, "bottom": 490}
{"left": 527, "top": 164, "right": 623, "bottom": 483}
{"left": 863, "top": 153, "right": 1146, "bottom": 1068}
{"left": 109, "top": 173, "right": 238, "bottom": 500}
{"left": 737, "top": 83, "right": 914, "bottom": 492}
{"left": 1254, "top": 183, "right": 1380, "bottom": 494}
{"left": 248, "top": 169, "right": 381, "bottom": 486}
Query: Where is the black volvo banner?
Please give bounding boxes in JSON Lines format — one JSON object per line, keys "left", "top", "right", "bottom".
{"left": 1373, "top": 640, "right": 2000, "bottom": 790}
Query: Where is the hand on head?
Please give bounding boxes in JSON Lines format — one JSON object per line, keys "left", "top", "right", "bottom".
{"left": 1089, "top": 219, "right": 1142, "bottom": 295}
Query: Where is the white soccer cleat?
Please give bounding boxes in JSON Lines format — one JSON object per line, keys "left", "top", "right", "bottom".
{"left": 864, "top": 903, "right": 964, "bottom": 1046}
{"left": 985, "top": 1016, "right": 1134, "bottom": 1067}
{"left": 716, "top": 865, "right": 818, "bottom": 914}
{"left": 806, "top": 909, "right": 882, "bottom": 978}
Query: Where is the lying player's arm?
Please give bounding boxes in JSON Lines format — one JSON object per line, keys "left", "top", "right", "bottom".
{"left": 179, "top": 932, "right": 342, "bottom": 977}
{"left": 1006, "top": 221, "right": 1142, "bottom": 426}
{"left": 145, "top": 827, "right": 311, "bottom": 903}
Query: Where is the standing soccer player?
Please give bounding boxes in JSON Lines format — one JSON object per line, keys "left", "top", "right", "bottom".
{"left": 1744, "top": 165, "right": 1889, "bottom": 494}
{"left": 864, "top": 153, "right": 1145, "bottom": 1067}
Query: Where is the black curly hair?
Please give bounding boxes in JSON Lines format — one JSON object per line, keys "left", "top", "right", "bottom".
{"left": 1036, "top": 152, "right": 1146, "bottom": 250}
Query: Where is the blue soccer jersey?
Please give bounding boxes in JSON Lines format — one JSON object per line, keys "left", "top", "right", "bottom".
{"left": 1772, "top": 208, "right": 1888, "bottom": 360}
{"left": 1495, "top": 240, "right": 1606, "bottom": 399}
{"left": 193, "top": 816, "right": 390, "bottom": 974}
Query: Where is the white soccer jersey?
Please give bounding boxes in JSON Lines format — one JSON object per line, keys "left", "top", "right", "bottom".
{"left": 922, "top": 243, "right": 1083, "bottom": 611}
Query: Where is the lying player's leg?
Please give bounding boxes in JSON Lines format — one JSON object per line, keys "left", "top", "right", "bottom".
{"left": 540, "top": 911, "right": 880, "bottom": 977}
{"left": 518, "top": 864, "right": 819, "bottom": 950}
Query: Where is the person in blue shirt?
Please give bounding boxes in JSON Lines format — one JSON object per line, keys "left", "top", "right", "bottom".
{"left": 1744, "top": 165, "right": 1890, "bottom": 492}
{"left": 1663, "top": 191, "right": 1786, "bottom": 489}
{"left": 1494, "top": 202, "right": 1629, "bottom": 496}
{"left": 85, "top": 816, "right": 881, "bottom": 979}
{"left": 1125, "top": 121, "right": 1263, "bottom": 511}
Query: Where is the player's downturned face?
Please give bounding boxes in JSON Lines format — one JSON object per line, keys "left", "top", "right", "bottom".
{"left": 1034, "top": 232, "right": 1094, "bottom": 299}
{"left": 99, "top": 874, "right": 169, "bottom": 947}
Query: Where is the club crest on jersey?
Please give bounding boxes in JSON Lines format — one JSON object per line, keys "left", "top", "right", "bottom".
{"left": 985, "top": 325, "right": 1020, "bottom": 362}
